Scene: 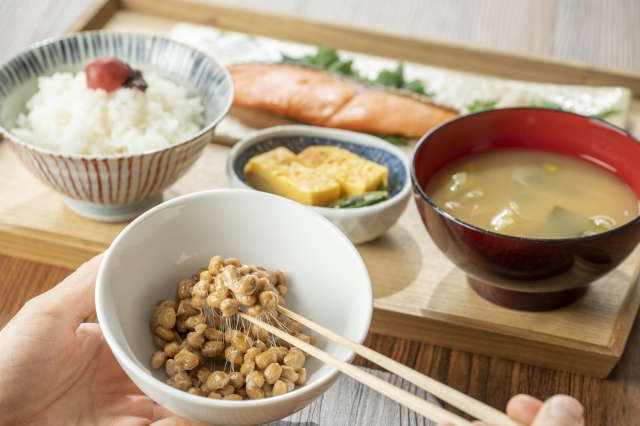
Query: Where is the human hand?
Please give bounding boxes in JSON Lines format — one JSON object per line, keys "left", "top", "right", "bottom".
{"left": 501, "top": 394, "right": 584, "bottom": 426}
{"left": 0, "top": 253, "right": 208, "bottom": 426}
{"left": 438, "top": 393, "right": 584, "bottom": 426}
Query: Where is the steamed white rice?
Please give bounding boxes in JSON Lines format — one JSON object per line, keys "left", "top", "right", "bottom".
{"left": 11, "top": 71, "right": 205, "bottom": 156}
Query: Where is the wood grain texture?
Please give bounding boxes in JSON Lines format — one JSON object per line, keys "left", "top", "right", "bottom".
{"left": 265, "top": 366, "right": 439, "bottom": 426}
{"left": 150, "top": 0, "right": 640, "bottom": 72}
{"left": 0, "top": 135, "right": 638, "bottom": 377}
{"left": 0, "top": 0, "right": 95, "bottom": 61}
{"left": 0, "top": 255, "right": 74, "bottom": 329}
{"left": 1, "top": 253, "right": 638, "bottom": 425}
{"left": 239, "top": 312, "right": 471, "bottom": 425}
{"left": 110, "top": 1, "right": 640, "bottom": 98}
{"left": 2, "top": 0, "right": 640, "bottom": 73}
{"left": 277, "top": 307, "right": 522, "bottom": 426}
{"left": 1, "top": 1, "right": 640, "bottom": 424}
{"left": 0, "top": 0, "right": 638, "bottom": 378}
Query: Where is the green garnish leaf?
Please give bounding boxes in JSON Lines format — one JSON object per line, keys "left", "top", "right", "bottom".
{"left": 590, "top": 109, "right": 621, "bottom": 120}
{"left": 327, "top": 191, "right": 389, "bottom": 209}
{"left": 280, "top": 52, "right": 300, "bottom": 64}
{"left": 282, "top": 48, "right": 433, "bottom": 96}
{"left": 327, "top": 58, "right": 352, "bottom": 73}
{"left": 526, "top": 103, "right": 619, "bottom": 121}
{"left": 374, "top": 64, "right": 404, "bottom": 87}
{"left": 467, "top": 99, "right": 499, "bottom": 112}
{"left": 303, "top": 45, "right": 341, "bottom": 68}
{"left": 449, "top": 171, "right": 471, "bottom": 193}
{"left": 371, "top": 64, "right": 433, "bottom": 96}
{"left": 281, "top": 46, "right": 359, "bottom": 77}
{"left": 530, "top": 100, "right": 564, "bottom": 110}
{"left": 375, "top": 135, "right": 409, "bottom": 145}
{"left": 490, "top": 208, "right": 517, "bottom": 233}
{"left": 402, "top": 79, "right": 434, "bottom": 96}
{"left": 589, "top": 215, "right": 616, "bottom": 231}
{"left": 542, "top": 163, "right": 558, "bottom": 173}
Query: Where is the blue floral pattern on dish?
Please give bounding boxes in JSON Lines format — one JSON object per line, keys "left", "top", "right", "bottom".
{"left": 233, "top": 136, "right": 407, "bottom": 198}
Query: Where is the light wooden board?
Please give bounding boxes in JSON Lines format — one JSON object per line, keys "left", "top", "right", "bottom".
{"left": 5, "top": 0, "right": 640, "bottom": 73}
{"left": 2, "top": 134, "right": 640, "bottom": 378}
{"left": 83, "top": 0, "right": 640, "bottom": 98}
{"left": 2, "top": 0, "right": 640, "bottom": 378}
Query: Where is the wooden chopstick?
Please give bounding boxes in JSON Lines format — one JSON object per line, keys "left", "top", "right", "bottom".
{"left": 237, "top": 311, "right": 474, "bottom": 426}
{"left": 276, "top": 306, "right": 525, "bottom": 426}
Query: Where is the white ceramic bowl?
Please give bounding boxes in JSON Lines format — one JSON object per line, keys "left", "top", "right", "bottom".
{"left": 227, "top": 125, "right": 412, "bottom": 244}
{"left": 95, "top": 189, "right": 373, "bottom": 426}
{"left": 0, "top": 31, "right": 233, "bottom": 222}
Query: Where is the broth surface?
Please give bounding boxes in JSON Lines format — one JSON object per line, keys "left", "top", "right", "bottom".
{"left": 426, "top": 149, "right": 639, "bottom": 239}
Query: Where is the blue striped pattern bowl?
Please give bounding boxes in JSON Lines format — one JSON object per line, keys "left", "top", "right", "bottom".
{"left": 0, "top": 31, "right": 233, "bottom": 222}
{"left": 228, "top": 125, "right": 412, "bottom": 244}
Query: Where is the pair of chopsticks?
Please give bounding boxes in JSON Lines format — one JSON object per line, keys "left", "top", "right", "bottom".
{"left": 237, "top": 307, "right": 524, "bottom": 426}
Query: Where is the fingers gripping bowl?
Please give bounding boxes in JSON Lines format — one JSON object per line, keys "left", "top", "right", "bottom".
{"left": 227, "top": 125, "right": 412, "bottom": 244}
{"left": 95, "top": 189, "right": 373, "bottom": 425}
{"left": 0, "top": 31, "right": 233, "bottom": 222}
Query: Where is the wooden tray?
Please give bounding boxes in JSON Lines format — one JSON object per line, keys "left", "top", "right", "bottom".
{"left": 3, "top": 0, "right": 640, "bottom": 378}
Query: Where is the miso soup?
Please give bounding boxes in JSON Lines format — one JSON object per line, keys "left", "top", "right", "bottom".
{"left": 426, "top": 149, "right": 639, "bottom": 239}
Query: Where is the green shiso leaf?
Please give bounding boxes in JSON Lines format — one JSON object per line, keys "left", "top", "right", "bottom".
{"left": 402, "top": 79, "right": 434, "bottom": 97}
{"left": 375, "top": 135, "right": 409, "bottom": 145}
{"left": 467, "top": 99, "right": 499, "bottom": 112}
{"left": 374, "top": 64, "right": 405, "bottom": 88}
{"left": 282, "top": 46, "right": 361, "bottom": 78}
{"left": 303, "top": 45, "right": 341, "bottom": 68}
{"left": 530, "top": 100, "right": 564, "bottom": 110}
{"left": 527, "top": 102, "right": 620, "bottom": 122}
{"left": 590, "top": 109, "right": 621, "bottom": 120}
{"left": 280, "top": 47, "right": 432, "bottom": 95}
{"left": 327, "top": 191, "right": 389, "bottom": 209}
{"left": 373, "top": 64, "right": 433, "bottom": 96}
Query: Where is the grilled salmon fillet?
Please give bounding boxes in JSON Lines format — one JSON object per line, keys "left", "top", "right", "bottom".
{"left": 324, "top": 91, "right": 458, "bottom": 138}
{"left": 228, "top": 63, "right": 458, "bottom": 138}
{"left": 228, "top": 64, "right": 356, "bottom": 126}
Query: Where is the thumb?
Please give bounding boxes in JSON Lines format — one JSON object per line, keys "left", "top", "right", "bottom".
{"left": 25, "top": 252, "right": 105, "bottom": 328}
{"left": 532, "top": 395, "right": 584, "bottom": 426}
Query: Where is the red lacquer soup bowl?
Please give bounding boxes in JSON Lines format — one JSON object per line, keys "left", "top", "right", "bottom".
{"left": 411, "top": 108, "right": 640, "bottom": 311}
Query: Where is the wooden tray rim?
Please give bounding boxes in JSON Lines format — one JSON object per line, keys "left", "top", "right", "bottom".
{"left": 15, "top": 0, "right": 633, "bottom": 378}
{"left": 72, "top": 0, "right": 640, "bottom": 99}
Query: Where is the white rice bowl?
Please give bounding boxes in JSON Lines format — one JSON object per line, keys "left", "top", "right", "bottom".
{"left": 11, "top": 71, "right": 205, "bottom": 156}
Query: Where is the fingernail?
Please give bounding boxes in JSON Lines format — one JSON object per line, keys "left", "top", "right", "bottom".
{"left": 547, "top": 395, "right": 584, "bottom": 423}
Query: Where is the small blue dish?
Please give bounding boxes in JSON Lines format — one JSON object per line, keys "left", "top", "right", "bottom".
{"left": 228, "top": 125, "right": 412, "bottom": 244}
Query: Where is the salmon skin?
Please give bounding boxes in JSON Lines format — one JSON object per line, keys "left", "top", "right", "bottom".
{"left": 228, "top": 63, "right": 458, "bottom": 138}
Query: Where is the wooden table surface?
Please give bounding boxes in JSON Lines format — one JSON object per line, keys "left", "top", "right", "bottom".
{"left": 1, "top": 0, "right": 639, "bottom": 72}
{"left": 3, "top": 255, "right": 639, "bottom": 425}
{"left": 1, "top": 1, "right": 639, "bottom": 425}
